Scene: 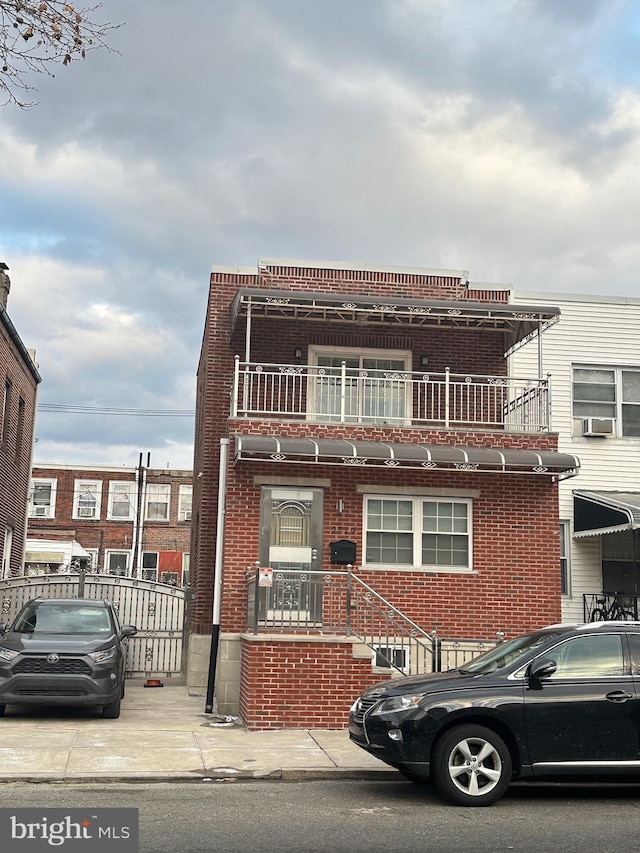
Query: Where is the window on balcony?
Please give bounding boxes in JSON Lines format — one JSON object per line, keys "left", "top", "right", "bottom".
{"left": 573, "top": 366, "right": 640, "bottom": 436}
{"left": 311, "top": 347, "right": 410, "bottom": 424}
{"left": 28, "top": 479, "right": 57, "bottom": 518}
{"left": 364, "top": 496, "right": 471, "bottom": 571}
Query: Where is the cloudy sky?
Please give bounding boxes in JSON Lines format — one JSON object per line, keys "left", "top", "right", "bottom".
{"left": 1, "top": 0, "right": 639, "bottom": 469}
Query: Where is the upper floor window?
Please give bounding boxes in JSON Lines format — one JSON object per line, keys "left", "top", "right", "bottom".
{"left": 107, "top": 481, "right": 136, "bottom": 521}
{"left": 573, "top": 367, "right": 640, "bottom": 437}
{"left": 15, "top": 397, "right": 25, "bottom": 462}
{"left": 73, "top": 480, "right": 102, "bottom": 520}
{"left": 364, "top": 495, "right": 471, "bottom": 571}
{"left": 145, "top": 483, "right": 170, "bottom": 521}
{"left": 178, "top": 484, "right": 192, "bottom": 521}
{"left": 28, "top": 478, "right": 57, "bottom": 518}
{"left": 310, "top": 346, "right": 411, "bottom": 425}
{"left": 1, "top": 378, "right": 11, "bottom": 447}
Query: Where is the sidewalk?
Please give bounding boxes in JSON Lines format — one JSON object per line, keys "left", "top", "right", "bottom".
{"left": 0, "top": 679, "right": 398, "bottom": 783}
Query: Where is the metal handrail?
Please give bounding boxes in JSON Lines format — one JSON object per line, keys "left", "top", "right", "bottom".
{"left": 231, "top": 358, "right": 550, "bottom": 431}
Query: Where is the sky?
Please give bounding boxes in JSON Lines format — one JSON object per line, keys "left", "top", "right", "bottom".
{"left": 1, "top": 0, "right": 639, "bottom": 469}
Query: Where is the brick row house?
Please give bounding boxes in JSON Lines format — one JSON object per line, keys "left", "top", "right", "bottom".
{"left": 0, "top": 263, "right": 41, "bottom": 579}
{"left": 25, "top": 462, "right": 192, "bottom": 586}
{"left": 189, "top": 258, "right": 580, "bottom": 729}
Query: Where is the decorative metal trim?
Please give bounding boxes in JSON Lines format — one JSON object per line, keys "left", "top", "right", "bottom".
{"left": 372, "top": 304, "right": 397, "bottom": 312}
{"left": 342, "top": 456, "right": 367, "bottom": 465}
{"left": 409, "top": 306, "right": 432, "bottom": 314}
{"left": 270, "top": 453, "right": 287, "bottom": 461}
{"left": 384, "top": 460, "right": 401, "bottom": 467}
{"left": 265, "top": 296, "right": 291, "bottom": 305}
{"left": 533, "top": 466, "right": 549, "bottom": 473}
{"left": 421, "top": 461, "right": 438, "bottom": 469}
{"left": 454, "top": 462, "right": 479, "bottom": 470}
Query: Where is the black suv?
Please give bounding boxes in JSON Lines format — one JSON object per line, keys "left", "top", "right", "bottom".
{"left": 0, "top": 598, "right": 137, "bottom": 719}
{"left": 349, "top": 622, "right": 640, "bottom": 806}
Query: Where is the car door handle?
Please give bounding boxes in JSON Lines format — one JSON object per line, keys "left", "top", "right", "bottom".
{"left": 605, "top": 691, "right": 634, "bottom": 703}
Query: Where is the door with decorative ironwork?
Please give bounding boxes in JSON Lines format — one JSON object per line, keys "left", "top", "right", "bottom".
{"left": 258, "top": 487, "right": 323, "bottom": 626}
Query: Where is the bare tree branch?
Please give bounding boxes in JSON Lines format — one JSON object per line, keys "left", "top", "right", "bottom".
{"left": 0, "top": 1, "right": 120, "bottom": 108}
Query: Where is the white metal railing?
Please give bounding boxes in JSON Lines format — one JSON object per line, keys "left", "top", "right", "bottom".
{"left": 232, "top": 358, "right": 550, "bottom": 431}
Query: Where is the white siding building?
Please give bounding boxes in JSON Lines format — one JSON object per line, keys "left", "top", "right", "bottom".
{"left": 512, "top": 291, "right": 640, "bottom": 624}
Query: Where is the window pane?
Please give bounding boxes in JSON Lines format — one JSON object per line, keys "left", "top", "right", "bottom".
{"left": 366, "top": 532, "right": 413, "bottom": 564}
{"left": 574, "top": 368, "right": 615, "bottom": 383}
{"left": 423, "top": 533, "right": 469, "bottom": 567}
{"left": 572, "top": 382, "right": 616, "bottom": 403}
{"left": 622, "top": 404, "right": 640, "bottom": 436}
{"left": 622, "top": 372, "right": 640, "bottom": 402}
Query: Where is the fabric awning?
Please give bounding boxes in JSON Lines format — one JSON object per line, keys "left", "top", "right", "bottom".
{"left": 234, "top": 435, "right": 580, "bottom": 478}
{"left": 574, "top": 491, "right": 640, "bottom": 537}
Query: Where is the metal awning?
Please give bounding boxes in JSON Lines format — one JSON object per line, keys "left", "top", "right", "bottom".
{"left": 574, "top": 491, "right": 640, "bottom": 537}
{"left": 230, "top": 288, "right": 561, "bottom": 353}
{"left": 234, "top": 435, "right": 580, "bottom": 478}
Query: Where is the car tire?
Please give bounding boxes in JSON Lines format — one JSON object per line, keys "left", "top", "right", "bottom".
{"left": 432, "top": 724, "right": 512, "bottom": 807}
{"left": 103, "top": 695, "right": 122, "bottom": 719}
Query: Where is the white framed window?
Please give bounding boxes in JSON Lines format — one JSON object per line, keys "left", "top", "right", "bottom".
{"left": 573, "top": 366, "right": 640, "bottom": 437}
{"left": 364, "top": 495, "right": 472, "bottom": 572}
{"left": 141, "top": 551, "right": 158, "bottom": 581}
{"left": 73, "top": 480, "right": 102, "bottom": 520}
{"left": 309, "top": 345, "right": 412, "bottom": 425}
{"left": 178, "top": 484, "right": 193, "bottom": 522}
{"left": 85, "top": 548, "right": 99, "bottom": 571}
{"left": 560, "top": 520, "right": 571, "bottom": 596}
{"left": 372, "top": 645, "right": 408, "bottom": 671}
{"left": 182, "top": 552, "right": 190, "bottom": 586}
{"left": 145, "top": 483, "right": 170, "bottom": 521}
{"left": 105, "top": 550, "right": 130, "bottom": 576}
{"left": 107, "top": 481, "right": 136, "bottom": 520}
{"left": 28, "top": 478, "right": 57, "bottom": 518}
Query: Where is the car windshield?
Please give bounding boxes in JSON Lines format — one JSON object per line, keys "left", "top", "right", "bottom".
{"left": 12, "top": 604, "right": 112, "bottom": 635}
{"left": 457, "top": 629, "right": 571, "bottom": 675}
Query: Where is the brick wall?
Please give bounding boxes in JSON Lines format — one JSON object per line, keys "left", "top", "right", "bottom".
{"left": 0, "top": 316, "right": 39, "bottom": 578}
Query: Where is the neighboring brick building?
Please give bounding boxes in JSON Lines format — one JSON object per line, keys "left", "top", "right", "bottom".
{"left": 190, "top": 258, "right": 580, "bottom": 728}
{"left": 26, "top": 461, "right": 192, "bottom": 586}
{"left": 0, "top": 263, "right": 41, "bottom": 579}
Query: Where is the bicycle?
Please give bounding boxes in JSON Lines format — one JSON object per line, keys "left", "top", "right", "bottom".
{"left": 591, "top": 593, "right": 637, "bottom": 622}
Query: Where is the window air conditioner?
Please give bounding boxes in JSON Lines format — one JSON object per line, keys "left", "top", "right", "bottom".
{"left": 582, "top": 417, "right": 615, "bottom": 436}
{"left": 184, "top": 511, "right": 192, "bottom": 521}
{"left": 34, "top": 506, "right": 48, "bottom": 516}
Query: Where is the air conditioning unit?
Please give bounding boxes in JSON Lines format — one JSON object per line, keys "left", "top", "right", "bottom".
{"left": 582, "top": 417, "right": 615, "bottom": 436}
{"left": 184, "top": 511, "right": 192, "bottom": 521}
{"left": 34, "top": 506, "right": 48, "bottom": 516}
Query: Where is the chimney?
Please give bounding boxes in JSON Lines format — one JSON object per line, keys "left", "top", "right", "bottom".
{"left": 0, "top": 263, "right": 10, "bottom": 309}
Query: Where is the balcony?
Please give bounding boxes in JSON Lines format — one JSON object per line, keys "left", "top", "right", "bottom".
{"left": 232, "top": 359, "right": 551, "bottom": 432}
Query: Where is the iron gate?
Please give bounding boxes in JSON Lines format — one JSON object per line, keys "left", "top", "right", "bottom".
{"left": 0, "top": 573, "right": 188, "bottom": 678}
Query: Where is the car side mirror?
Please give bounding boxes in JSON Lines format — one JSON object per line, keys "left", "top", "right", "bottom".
{"left": 528, "top": 657, "right": 557, "bottom": 688}
{"left": 121, "top": 625, "right": 137, "bottom": 639}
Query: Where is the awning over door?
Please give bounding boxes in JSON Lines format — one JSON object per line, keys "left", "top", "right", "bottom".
{"left": 234, "top": 435, "right": 580, "bottom": 478}
{"left": 574, "top": 491, "right": 640, "bottom": 537}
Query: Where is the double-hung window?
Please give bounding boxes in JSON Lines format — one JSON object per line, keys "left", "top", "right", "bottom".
{"left": 364, "top": 496, "right": 471, "bottom": 571}
{"left": 73, "top": 480, "right": 102, "bottom": 519}
{"left": 29, "top": 479, "right": 57, "bottom": 518}
{"left": 311, "top": 346, "right": 411, "bottom": 425}
{"left": 145, "top": 484, "right": 170, "bottom": 521}
{"left": 573, "top": 366, "right": 640, "bottom": 436}
{"left": 108, "top": 482, "right": 136, "bottom": 521}
{"left": 178, "top": 484, "right": 192, "bottom": 522}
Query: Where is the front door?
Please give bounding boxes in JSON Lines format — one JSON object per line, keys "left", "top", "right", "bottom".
{"left": 258, "top": 487, "right": 324, "bottom": 625}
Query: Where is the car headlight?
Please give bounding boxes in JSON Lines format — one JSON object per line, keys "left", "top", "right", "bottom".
{"left": 370, "top": 694, "right": 426, "bottom": 716}
{"left": 88, "top": 645, "right": 117, "bottom": 663}
{"left": 0, "top": 648, "right": 19, "bottom": 662}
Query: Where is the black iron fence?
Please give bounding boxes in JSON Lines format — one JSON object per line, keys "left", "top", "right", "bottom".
{"left": 583, "top": 592, "right": 640, "bottom": 623}
{"left": 245, "top": 566, "right": 503, "bottom": 675}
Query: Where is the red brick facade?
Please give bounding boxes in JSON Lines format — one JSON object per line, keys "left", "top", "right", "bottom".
{"left": 192, "top": 259, "right": 569, "bottom": 728}
{"left": 0, "top": 301, "right": 40, "bottom": 579}
{"left": 26, "top": 464, "right": 192, "bottom": 584}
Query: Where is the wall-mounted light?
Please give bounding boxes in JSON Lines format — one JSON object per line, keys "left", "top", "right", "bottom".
{"left": 419, "top": 355, "right": 429, "bottom": 367}
{"left": 294, "top": 347, "right": 303, "bottom": 359}
{"left": 336, "top": 499, "right": 344, "bottom": 514}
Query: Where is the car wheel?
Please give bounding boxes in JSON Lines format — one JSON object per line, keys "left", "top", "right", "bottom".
{"left": 103, "top": 695, "right": 122, "bottom": 719}
{"left": 432, "top": 724, "right": 512, "bottom": 807}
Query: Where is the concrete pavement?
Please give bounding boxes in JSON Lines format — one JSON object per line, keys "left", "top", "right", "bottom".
{"left": 0, "top": 679, "right": 398, "bottom": 783}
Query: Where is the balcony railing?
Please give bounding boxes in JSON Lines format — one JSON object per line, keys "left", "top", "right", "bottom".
{"left": 245, "top": 567, "right": 503, "bottom": 675}
{"left": 584, "top": 593, "right": 640, "bottom": 622}
{"left": 232, "top": 358, "right": 550, "bottom": 431}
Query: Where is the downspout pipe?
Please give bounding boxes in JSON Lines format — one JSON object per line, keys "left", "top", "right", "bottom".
{"left": 205, "top": 437, "right": 230, "bottom": 714}
{"left": 130, "top": 453, "right": 142, "bottom": 576}
{"left": 136, "top": 454, "right": 149, "bottom": 576}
